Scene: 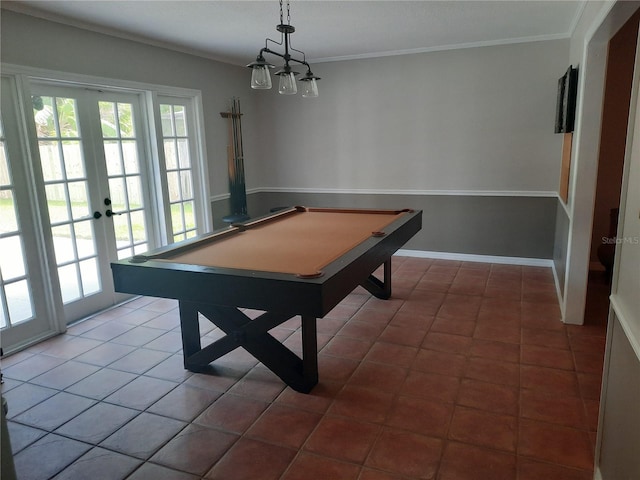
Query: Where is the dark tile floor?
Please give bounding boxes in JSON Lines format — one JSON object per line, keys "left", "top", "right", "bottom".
{"left": 1, "top": 257, "right": 608, "bottom": 479}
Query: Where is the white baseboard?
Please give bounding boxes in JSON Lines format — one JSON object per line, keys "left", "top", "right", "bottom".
{"left": 594, "top": 466, "right": 603, "bottom": 480}
{"left": 395, "top": 249, "right": 554, "bottom": 267}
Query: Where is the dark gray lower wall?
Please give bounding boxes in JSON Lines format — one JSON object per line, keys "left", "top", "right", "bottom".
{"left": 212, "top": 192, "right": 558, "bottom": 259}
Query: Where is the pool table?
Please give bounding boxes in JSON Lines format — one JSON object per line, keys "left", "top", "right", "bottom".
{"left": 111, "top": 206, "right": 422, "bottom": 392}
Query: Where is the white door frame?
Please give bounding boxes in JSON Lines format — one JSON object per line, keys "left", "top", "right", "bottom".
{"left": 562, "top": 1, "right": 640, "bottom": 324}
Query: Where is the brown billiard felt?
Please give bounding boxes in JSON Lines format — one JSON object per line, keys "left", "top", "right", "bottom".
{"left": 163, "top": 210, "right": 405, "bottom": 276}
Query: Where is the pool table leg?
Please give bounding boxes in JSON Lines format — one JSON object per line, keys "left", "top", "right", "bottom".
{"left": 301, "top": 316, "right": 319, "bottom": 386}
{"left": 178, "top": 301, "right": 202, "bottom": 370}
{"left": 361, "top": 258, "right": 392, "bottom": 299}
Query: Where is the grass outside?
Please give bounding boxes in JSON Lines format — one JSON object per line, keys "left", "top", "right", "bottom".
{"left": 1, "top": 198, "right": 193, "bottom": 240}
{"left": 0, "top": 198, "right": 145, "bottom": 241}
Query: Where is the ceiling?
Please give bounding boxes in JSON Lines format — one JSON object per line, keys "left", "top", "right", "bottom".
{"left": 3, "top": 1, "right": 585, "bottom": 66}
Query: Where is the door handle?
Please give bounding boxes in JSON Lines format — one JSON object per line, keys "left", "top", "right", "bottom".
{"left": 93, "top": 211, "right": 103, "bottom": 219}
{"left": 105, "top": 209, "right": 122, "bottom": 217}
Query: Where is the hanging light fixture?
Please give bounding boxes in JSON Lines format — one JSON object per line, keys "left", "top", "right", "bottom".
{"left": 247, "top": 0, "right": 320, "bottom": 97}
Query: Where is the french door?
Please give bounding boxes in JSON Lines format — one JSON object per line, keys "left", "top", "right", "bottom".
{"left": 29, "top": 84, "right": 156, "bottom": 323}
{"left": 0, "top": 76, "right": 54, "bottom": 350}
{"left": 1, "top": 69, "right": 208, "bottom": 353}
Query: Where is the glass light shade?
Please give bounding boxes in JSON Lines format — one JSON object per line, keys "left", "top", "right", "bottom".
{"left": 301, "top": 78, "right": 319, "bottom": 98}
{"left": 251, "top": 65, "right": 272, "bottom": 89}
{"left": 278, "top": 72, "right": 297, "bottom": 95}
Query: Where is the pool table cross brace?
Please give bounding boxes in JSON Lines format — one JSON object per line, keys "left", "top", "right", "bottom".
{"left": 361, "top": 259, "right": 392, "bottom": 300}
{"left": 179, "top": 301, "right": 320, "bottom": 393}
{"left": 177, "top": 259, "right": 392, "bottom": 393}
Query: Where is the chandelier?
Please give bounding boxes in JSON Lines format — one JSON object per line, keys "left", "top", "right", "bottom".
{"left": 247, "top": 0, "right": 320, "bottom": 97}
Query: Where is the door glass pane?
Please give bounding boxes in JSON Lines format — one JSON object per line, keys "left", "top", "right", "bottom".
{"left": 56, "top": 97, "right": 79, "bottom": 137}
{"left": 62, "top": 141, "right": 85, "bottom": 178}
{"left": 0, "top": 145, "right": 10, "bottom": 186}
{"left": 51, "top": 224, "right": 75, "bottom": 264}
{"left": 69, "top": 181, "right": 90, "bottom": 219}
{"left": 0, "top": 291, "right": 6, "bottom": 329}
{"left": 134, "top": 243, "right": 148, "bottom": 254}
{"left": 177, "top": 139, "right": 190, "bottom": 168}
{"left": 164, "top": 140, "right": 177, "bottom": 169}
{"left": 45, "top": 184, "right": 70, "bottom": 223}
{"left": 33, "top": 96, "right": 56, "bottom": 137}
{"left": 39, "top": 141, "right": 64, "bottom": 181}
{"left": 0, "top": 236, "right": 26, "bottom": 279}
{"left": 99, "top": 101, "right": 117, "bottom": 137}
{"left": 170, "top": 204, "right": 184, "bottom": 233}
{"left": 118, "top": 103, "right": 134, "bottom": 137}
{"left": 122, "top": 141, "right": 139, "bottom": 174}
{"left": 180, "top": 171, "right": 193, "bottom": 199}
{"left": 104, "top": 140, "right": 123, "bottom": 176}
{"left": 0, "top": 191, "right": 18, "bottom": 233}
{"left": 184, "top": 200, "right": 195, "bottom": 230}
{"left": 113, "top": 214, "right": 131, "bottom": 246}
{"left": 58, "top": 263, "right": 81, "bottom": 303}
{"left": 80, "top": 258, "right": 100, "bottom": 296}
{"left": 130, "top": 210, "right": 147, "bottom": 242}
{"left": 75, "top": 220, "right": 96, "bottom": 258}
{"left": 127, "top": 176, "right": 143, "bottom": 209}
{"left": 5, "top": 280, "right": 33, "bottom": 324}
{"left": 167, "top": 171, "right": 180, "bottom": 202}
{"left": 174, "top": 106, "right": 187, "bottom": 136}
{"left": 160, "top": 104, "right": 173, "bottom": 136}
{"left": 108, "top": 177, "right": 127, "bottom": 210}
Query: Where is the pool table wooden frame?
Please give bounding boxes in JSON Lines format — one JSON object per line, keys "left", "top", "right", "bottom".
{"left": 111, "top": 206, "right": 422, "bottom": 392}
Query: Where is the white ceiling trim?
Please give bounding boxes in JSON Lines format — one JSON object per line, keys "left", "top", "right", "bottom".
{"left": 311, "top": 32, "right": 571, "bottom": 63}
{"left": 3, "top": 1, "right": 585, "bottom": 66}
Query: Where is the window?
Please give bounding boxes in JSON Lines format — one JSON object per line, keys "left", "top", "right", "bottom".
{"left": 160, "top": 102, "right": 198, "bottom": 242}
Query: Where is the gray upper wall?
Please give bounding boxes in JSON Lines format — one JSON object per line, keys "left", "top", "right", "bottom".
{"left": 253, "top": 40, "right": 569, "bottom": 193}
{"left": 2, "top": 9, "right": 569, "bottom": 198}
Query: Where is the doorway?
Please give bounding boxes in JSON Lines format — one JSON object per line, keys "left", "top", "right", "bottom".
{"left": 586, "top": 10, "right": 640, "bottom": 322}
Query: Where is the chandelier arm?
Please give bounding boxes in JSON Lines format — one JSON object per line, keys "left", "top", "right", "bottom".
{"left": 265, "top": 36, "right": 284, "bottom": 50}
{"left": 261, "top": 48, "right": 309, "bottom": 69}
{"left": 288, "top": 42, "right": 307, "bottom": 63}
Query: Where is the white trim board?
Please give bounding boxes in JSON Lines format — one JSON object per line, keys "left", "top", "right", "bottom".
{"left": 210, "top": 188, "right": 560, "bottom": 202}
{"left": 257, "top": 187, "right": 558, "bottom": 198}
{"left": 1, "top": 63, "right": 202, "bottom": 98}
{"left": 312, "top": 33, "right": 570, "bottom": 64}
